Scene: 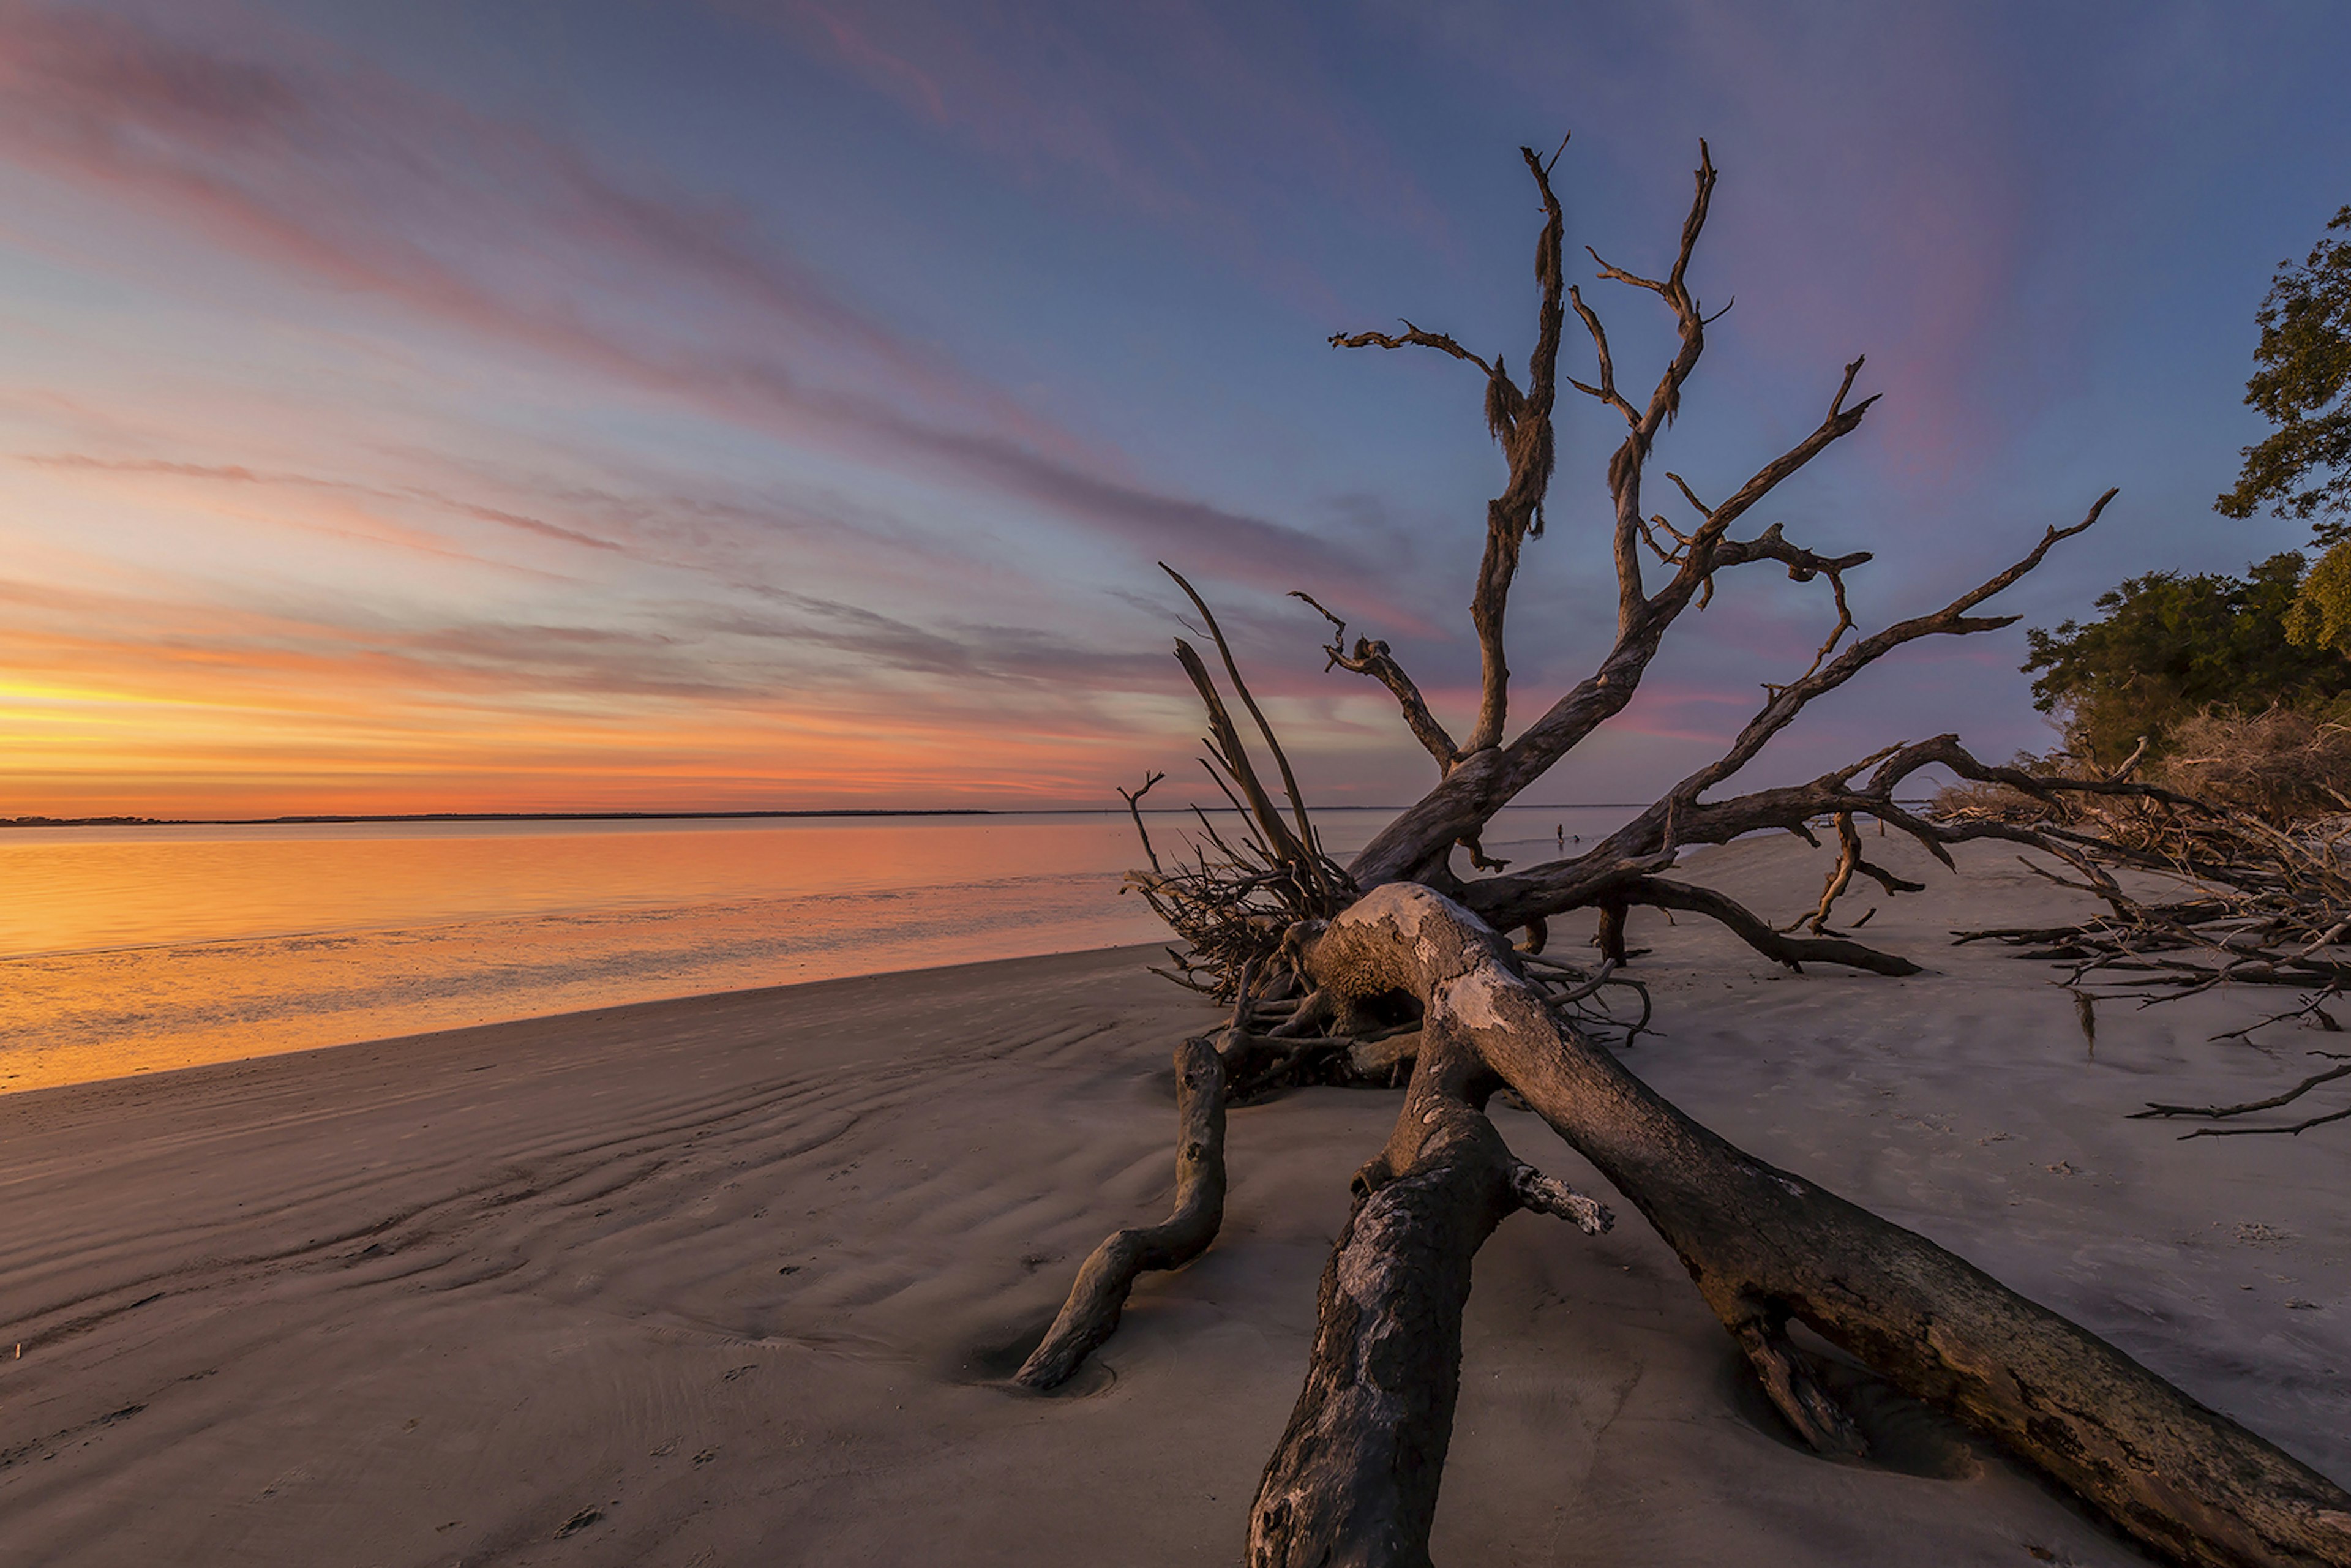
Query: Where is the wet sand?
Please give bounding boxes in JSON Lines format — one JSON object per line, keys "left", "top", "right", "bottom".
{"left": 1, "top": 835, "right": 2344, "bottom": 1566}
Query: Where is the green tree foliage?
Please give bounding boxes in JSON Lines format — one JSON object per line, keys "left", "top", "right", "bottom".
{"left": 2285, "top": 538, "right": 2351, "bottom": 653}
{"left": 2217, "top": 205, "right": 2351, "bottom": 542}
{"left": 2024, "top": 552, "right": 2351, "bottom": 765}
{"left": 2022, "top": 206, "right": 2351, "bottom": 787}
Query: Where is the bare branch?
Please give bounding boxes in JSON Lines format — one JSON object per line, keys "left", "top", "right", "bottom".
{"left": 1172, "top": 637, "right": 1310, "bottom": 868}
{"left": 1289, "top": 591, "right": 1459, "bottom": 771}
{"left": 1700, "top": 517, "right": 1875, "bottom": 659}
{"left": 1794, "top": 811, "right": 1925, "bottom": 934}
{"left": 1565, "top": 283, "right": 1638, "bottom": 427}
{"left": 1593, "top": 142, "right": 1721, "bottom": 634}
{"left": 1351, "top": 148, "right": 1837, "bottom": 888}
{"left": 2132, "top": 1058, "right": 2351, "bottom": 1137}
{"left": 1351, "top": 366, "right": 1886, "bottom": 891}
{"left": 1672, "top": 491, "right": 2118, "bottom": 805}
{"left": 1637, "top": 511, "right": 1693, "bottom": 565}
{"left": 1620, "top": 875, "right": 1922, "bottom": 975}
{"left": 1163, "top": 565, "right": 1321, "bottom": 859}
{"left": 1666, "top": 470, "right": 1717, "bottom": 522}
{"left": 1653, "top": 359, "right": 1881, "bottom": 618}
{"left": 1327, "top": 320, "right": 1496, "bottom": 378}
{"left": 2178, "top": 1103, "right": 2351, "bottom": 1139}
{"left": 1327, "top": 143, "right": 1571, "bottom": 782}
{"left": 2209, "top": 989, "right": 2343, "bottom": 1045}
{"left": 1457, "top": 730, "right": 2201, "bottom": 935}
{"left": 1119, "top": 769, "right": 1167, "bottom": 873}
{"left": 1508, "top": 1163, "right": 1613, "bottom": 1233}
{"left": 1458, "top": 144, "right": 1571, "bottom": 756}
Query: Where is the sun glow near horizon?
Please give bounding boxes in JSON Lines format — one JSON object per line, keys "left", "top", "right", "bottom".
{"left": 2, "top": 4, "right": 2341, "bottom": 820}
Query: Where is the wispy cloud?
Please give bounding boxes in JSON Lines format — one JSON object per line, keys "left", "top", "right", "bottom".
{"left": 0, "top": 559, "right": 1207, "bottom": 815}
{"left": 1, "top": 1, "right": 2335, "bottom": 816}
{"left": 0, "top": 3, "right": 1371, "bottom": 597}
{"left": 23, "top": 452, "right": 629, "bottom": 554}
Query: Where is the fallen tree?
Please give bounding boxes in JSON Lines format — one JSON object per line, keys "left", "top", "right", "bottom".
{"left": 1019, "top": 139, "right": 2351, "bottom": 1566}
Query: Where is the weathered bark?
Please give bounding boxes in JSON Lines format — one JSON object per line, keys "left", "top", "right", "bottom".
{"left": 1248, "top": 1032, "right": 1613, "bottom": 1567}
{"left": 1015, "top": 1035, "right": 1228, "bottom": 1390}
{"left": 1247, "top": 1042, "right": 1515, "bottom": 1568}
{"left": 1071, "top": 137, "right": 2351, "bottom": 1567}
{"left": 1293, "top": 885, "right": 2351, "bottom": 1568}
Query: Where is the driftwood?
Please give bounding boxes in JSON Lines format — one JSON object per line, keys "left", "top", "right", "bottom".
{"left": 1013, "top": 1034, "right": 1229, "bottom": 1390}
{"left": 1943, "top": 784, "right": 2351, "bottom": 1136}
{"left": 1255, "top": 887, "right": 2351, "bottom": 1567}
{"left": 1016, "top": 137, "right": 2351, "bottom": 1566}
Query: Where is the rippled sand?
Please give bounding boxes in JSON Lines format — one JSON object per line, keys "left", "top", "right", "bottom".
{"left": 1, "top": 836, "right": 2344, "bottom": 1564}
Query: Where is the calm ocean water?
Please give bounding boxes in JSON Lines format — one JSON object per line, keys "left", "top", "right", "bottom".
{"left": 0, "top": 805, "right": 1632, "bottom": 1091}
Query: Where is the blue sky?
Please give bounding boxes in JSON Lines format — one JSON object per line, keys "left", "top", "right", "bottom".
{"left": 1, "top": 0, "right": 2345, "bottom": 814}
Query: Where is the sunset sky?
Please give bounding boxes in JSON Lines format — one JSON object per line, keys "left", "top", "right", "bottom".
{"left": 2, "top": 1, "right": 2347, "bottom": 817}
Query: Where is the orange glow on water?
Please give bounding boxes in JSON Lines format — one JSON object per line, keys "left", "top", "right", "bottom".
{"left": 1, "top": 817, "right": 1149, "bottom": 957}
{"left": 0, "top": 808, "right": 1603, "bottom": 1093}
{"left": 0, "top": 816, "right": 1180, "bottom": 1091}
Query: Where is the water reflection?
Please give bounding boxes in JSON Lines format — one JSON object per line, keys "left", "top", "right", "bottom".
{"left": 0, "top": 806, "right": 1631, "bottom": 1091}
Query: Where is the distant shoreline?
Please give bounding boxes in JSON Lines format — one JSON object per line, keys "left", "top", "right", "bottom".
{"left": 0, "top": 809, "right": 1002, "bottom": 829}
{"left": 0, "top": 803, "right": 1653, "bottom": 830}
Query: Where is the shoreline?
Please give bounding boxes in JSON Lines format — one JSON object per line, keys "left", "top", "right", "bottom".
{"left": 2, "top": 835, "right": 2344, "bottom": 1563}
{"left": 4, "top": 808, "right": 1003, "bottom": 830}
{"left": 0, "top": 938, "right": 1172, "bottom": 1101}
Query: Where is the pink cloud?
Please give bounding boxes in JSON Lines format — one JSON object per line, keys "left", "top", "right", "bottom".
{"left": 0, "top": 4, "right": 1390, "bottom": 605}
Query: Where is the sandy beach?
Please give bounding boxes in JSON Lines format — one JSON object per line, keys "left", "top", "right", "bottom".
{"left": 2, "top": 834, "right": 2345, "bottom": 1567}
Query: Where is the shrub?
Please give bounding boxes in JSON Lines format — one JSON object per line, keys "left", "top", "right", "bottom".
{"left": 2154, "top": 705, "right": 2351, "bottom": 824}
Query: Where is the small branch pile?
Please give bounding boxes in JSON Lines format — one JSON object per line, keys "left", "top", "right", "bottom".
{"left": 1128, "top": 563, "right": 1652, "bottom": 1076}
{"left": 1124, "top": 566, "right": 1355, "bottom": 1006}
{"left": 1943, "top": 776, "right": 2351, "bottom": 1136}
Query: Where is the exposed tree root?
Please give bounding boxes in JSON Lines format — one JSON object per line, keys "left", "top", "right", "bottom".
{"left": 1015, "top": 1035, "right": 1228, "bottom": 1391}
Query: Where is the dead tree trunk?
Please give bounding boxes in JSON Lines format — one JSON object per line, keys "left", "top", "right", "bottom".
{"left": 1250, "top": 1025, "right": 1612, "bottom": 1567}
{"left": 1014, "top": 137, "right": 2351, "bottom": 1565}
{"left": 1271, "top": 885, "right": 2351, "bottom": 1568}
{"left": 1247, "top": 1051, "right": 1516, "bottom": 1567}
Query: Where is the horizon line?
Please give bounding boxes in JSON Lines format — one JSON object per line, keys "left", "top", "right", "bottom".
{"left": 0, "top": 803, "right": 1668, "bottom": 830}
